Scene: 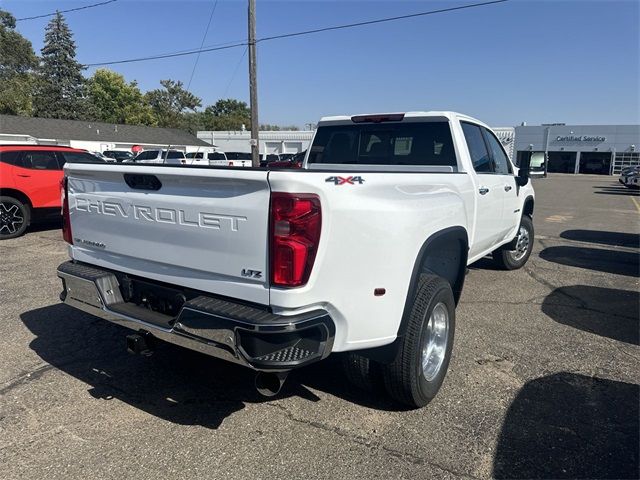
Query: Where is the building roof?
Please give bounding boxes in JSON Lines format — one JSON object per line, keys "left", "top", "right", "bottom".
{"left": 0, "top": 114, "right": 210, "bottom": 146}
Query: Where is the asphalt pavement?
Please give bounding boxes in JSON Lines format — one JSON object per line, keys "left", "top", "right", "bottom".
{"left": 1, "top": 174, "right": 638, "bottom": 479}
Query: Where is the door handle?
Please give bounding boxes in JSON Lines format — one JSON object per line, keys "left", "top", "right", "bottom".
{"left": 17, "top": 174, "right": 31, "bottom": 178}
{"left": 504, "top": 185, "right": 512, "bottom": 192}
{"left": 479, "top": 187, "right": 489, "bottom": 195}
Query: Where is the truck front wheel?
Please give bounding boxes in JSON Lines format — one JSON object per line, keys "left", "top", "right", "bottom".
{"left": 492, "top": 215, "right": 534, "bottom": 270}
{"left": 382, "top": 274, "right": 455, "bottom": 408}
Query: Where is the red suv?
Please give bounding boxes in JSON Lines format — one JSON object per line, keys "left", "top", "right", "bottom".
{"left": 0, "top": 145, "right": 102, "bottom": 239}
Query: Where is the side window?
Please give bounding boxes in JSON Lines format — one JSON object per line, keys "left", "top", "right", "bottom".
{"left": 22, "top": 151, "right": 61, "bottom": 170}
{"left": 483, "top": 128, "right": 512, "bottom": 175}
{"left": 461, "top": 123, "right": 493, "bottom": 173}
{"left": 60, "top": 151, "right": 104, "bottom": 165}
{"left": 0, "top": 151, "right": 22, "bottom": 166}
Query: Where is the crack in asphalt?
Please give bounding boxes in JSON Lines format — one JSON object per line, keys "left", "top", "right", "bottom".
{"left": 265, "top": 402, "right": 480, "bottom": 479}
{"left": 0, "top": 363, "right": 55, "bottom": 396}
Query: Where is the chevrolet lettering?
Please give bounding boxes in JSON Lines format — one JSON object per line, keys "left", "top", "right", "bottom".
{"left": 75, "top": 197, "right": 247, "bottom": 231}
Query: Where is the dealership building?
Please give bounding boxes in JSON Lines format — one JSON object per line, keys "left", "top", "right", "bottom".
{"left": 513, "top": 124, "right": 640, "bottom": 175}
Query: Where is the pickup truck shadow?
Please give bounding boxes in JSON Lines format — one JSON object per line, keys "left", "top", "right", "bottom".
{"left": 493, "top": 372, "right": 639, "bottom": 479}
{"left": 539, "top": 245, "right": 639, "bottom": 277}
{"left": 20, "top": 305, "right": 400, "bottom": 429}
{"left": 541, "top": 285, "right": 639, "bottom": 345}
{"left": 560, "top": 229, "right": 640, "bottom": 248}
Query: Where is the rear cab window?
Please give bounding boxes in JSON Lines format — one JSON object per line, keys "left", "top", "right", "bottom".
{"left": 307, "top": 120, "right": 457, "bottom": 169}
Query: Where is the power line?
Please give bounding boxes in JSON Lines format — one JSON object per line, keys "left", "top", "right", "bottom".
{"left": 16, "top": 0, "right": 118, "bottom": 22}
{"left": 222, "top": 46, "right": 248, "bottom": 99}
{"left": 259, "top": 0, "right": 508, "bottom": 42}
{"left": 84, "top": 42, "right": 247, "bottom": 67}
{"left": 82, "top": 0, "right": 509, "bottom": 67}
{"left": 186, "top": 0, "right": 220, "bottom": 91}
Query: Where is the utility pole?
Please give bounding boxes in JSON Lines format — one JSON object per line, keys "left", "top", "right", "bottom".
{"left": 248, "top": 0, "right": 260, "bottom": 167}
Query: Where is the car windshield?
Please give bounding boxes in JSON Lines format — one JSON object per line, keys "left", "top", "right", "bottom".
{"left": 308, "top": 121, "right": 456, "bottom": 167}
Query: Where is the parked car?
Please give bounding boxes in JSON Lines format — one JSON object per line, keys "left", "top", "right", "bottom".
{"left": 625, "top": 174, "right": 640, "bottom": 189}
{"left": 259, "top": 153, "right": 281, "bottom": 167}
{"left": 90, "top": 151, "right": 114, "bottom": 163}
{"left": 267, "top": 150, "right": 306, "bottom": 169}
{"left": 621, "top": 168, "right": 640, "bottom": 189}
{"left": 131, "top": 149, "right": 187, "bottom": 165}
{"left": 103, "top": 150, "right": 134, "bottom": 162}
{"left": 0, "top": 145, "right": 103, "bottom": 239}
{"left": 57, "top": 111, "right": 535, "bottom": 408}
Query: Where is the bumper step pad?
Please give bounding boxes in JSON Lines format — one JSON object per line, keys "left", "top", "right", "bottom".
{"left": 256, "top": 345, "right": 314, "bottom": 363}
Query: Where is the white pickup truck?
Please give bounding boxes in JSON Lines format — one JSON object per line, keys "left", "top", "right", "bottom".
{"left": 57, "top": 111, "right": 535, "bottom": 408}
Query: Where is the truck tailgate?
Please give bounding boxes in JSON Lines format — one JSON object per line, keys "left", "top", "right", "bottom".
{"left": 65, "top": 164, "right": 270, "bottom": 304}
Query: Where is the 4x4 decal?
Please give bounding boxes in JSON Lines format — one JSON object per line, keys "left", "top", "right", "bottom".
{"left": 325, "top": 176, "right": 365, "bottom": 185}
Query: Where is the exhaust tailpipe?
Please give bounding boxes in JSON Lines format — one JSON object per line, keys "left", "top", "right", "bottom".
{"left": 255, "top": 371, "right": 288, "bottom": 397}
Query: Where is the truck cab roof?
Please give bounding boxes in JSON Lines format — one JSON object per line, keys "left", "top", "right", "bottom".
{"left": 318, "top": 111, "right": 491, "bottom": 129}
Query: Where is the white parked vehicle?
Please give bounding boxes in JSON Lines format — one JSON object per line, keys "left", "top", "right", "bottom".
{"left": 57, "top": 111, "right": 535, "bottom": 407}
{"left": 130, "top": 149, "right": 187, "bottom": 165}
{"left": 186, "top": 150, "right": 251, "bottom": 167}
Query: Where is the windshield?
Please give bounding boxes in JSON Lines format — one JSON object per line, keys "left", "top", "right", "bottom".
{"left": 308, "top": 121, "right": 456, "bottom": 167}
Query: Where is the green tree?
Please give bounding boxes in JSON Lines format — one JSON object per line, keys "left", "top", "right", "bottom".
{"left": 145, "top": 79, "right": 201, "bottom": 128}
{"left": 260, "top": 124, "right": 300, "bottom": 131}
{"left": 0, "top": 9, "right": 38, "bottom": 115}
{"left": 202, "top": 98, "right": 251, "bottom": 130}
{"left": 33, "top": 11, "right": 86, "bottom": 119}
{"left": 86, "top": 69, "right": 156, "bottom": 125}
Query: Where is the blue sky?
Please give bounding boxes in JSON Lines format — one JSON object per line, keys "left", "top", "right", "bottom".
{"left": 4, "top": 0, "right": 640, "bottom": 127}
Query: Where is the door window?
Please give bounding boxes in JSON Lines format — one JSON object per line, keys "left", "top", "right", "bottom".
{"left": 21, "top": 151, "right": 61, "bottom": 170}
{"left": 482, "top": 129, "right": 512, "bottom": 175}
{"left": 59, "top": 151, "right": 104, "bottom": 166}
{"left": 461, "top": 123, "right": 493, "bottom": 173}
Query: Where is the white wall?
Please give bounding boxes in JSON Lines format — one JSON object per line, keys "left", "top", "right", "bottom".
{"left": 197, "top": 130, "right": 314, "bottom": 154}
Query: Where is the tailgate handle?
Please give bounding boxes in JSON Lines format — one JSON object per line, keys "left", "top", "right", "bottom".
{"left": 124, "top": 174, "right": 162, "bottom": 191}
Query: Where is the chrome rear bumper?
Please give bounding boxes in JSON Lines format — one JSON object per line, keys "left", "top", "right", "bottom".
{"left": 57, "top": 261, "right": 334, "bottom": 371}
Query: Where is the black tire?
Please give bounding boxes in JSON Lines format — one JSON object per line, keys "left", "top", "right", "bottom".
{"left": 382, "top": 274, "right": 455, "bottom": 408}
{"left": 0, "top": 196, "right": 30, "bottom": 240}
{"left": 492, "top": 215, "right": 534, "bottom": 270}
{"left": 342, "top": 352, "right": 383, "bottom": 393}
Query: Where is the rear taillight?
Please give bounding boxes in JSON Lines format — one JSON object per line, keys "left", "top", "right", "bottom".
{"left": 270, "top": 192, "right": 321, "bottom": 287}
{"left": 61, "top": 177, "right": 73, "bottom": 244}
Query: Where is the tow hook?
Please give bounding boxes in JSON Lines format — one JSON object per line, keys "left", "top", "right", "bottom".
{"left": 255, "top": 371, "right": 289, "bottom": 397}
{"left": 126, "top": 332, "right": 155, "bottom": 357}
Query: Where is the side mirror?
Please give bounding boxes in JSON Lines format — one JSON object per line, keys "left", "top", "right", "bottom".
{"left": 516, "top": 153, "right": 531, "bottom": 187}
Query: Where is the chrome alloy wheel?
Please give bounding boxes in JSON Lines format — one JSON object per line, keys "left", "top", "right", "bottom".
{"left": 0, "top": 202, "right": 24, "bottom": 235}
{"left": 509, "top": 225, "right": 530, "bottom": 261}
{"left": 421, "top": 302, "right": 449, "bottom": 381}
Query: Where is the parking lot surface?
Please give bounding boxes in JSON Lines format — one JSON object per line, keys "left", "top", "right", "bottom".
{"left": 1, "top": 174, "right": 638, "bottom": 479}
